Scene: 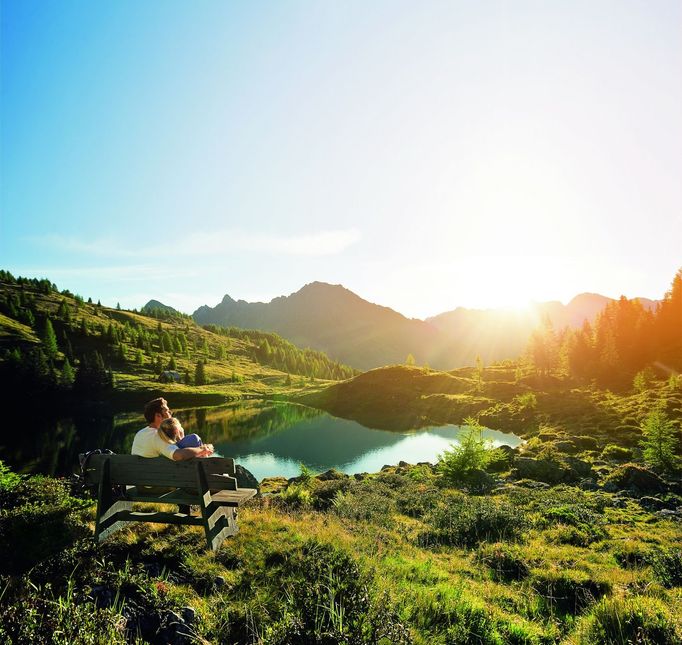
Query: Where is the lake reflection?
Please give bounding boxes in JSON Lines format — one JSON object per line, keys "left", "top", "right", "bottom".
{"left": 173, "top": 402, "right": 522, "bottom": 481}
{"left": 1, "top": 401, "right": 522, "bottom": 480}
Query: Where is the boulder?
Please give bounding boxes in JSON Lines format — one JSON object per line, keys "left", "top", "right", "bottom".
{"left": 317, "top": 468, "right": 347, "bottom": 481}
{"left": 235, "top": 464, "right": 259, "bottom": 489}
{"left": 603, "top": 464, "right": 668, "bottom": 495}
{"left": 573, "top": 435, "right": 599, "bottom": 450}
{"left": 565, "top": 457, "right": 593, "bottom": 479}
{"left": 554, "top": 440, "right": 578, "bottom": 454}
{"left": 514, "top": 457, "right": 567, "bottom": 485}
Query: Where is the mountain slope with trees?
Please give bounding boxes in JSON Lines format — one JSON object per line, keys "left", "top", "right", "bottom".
{"left": 0, "top": 271, "right": 355, "bottom": 408}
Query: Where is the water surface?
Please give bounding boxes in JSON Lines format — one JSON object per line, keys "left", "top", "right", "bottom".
{"left": 1, "top": 401, "right": 522, "bottom": 481}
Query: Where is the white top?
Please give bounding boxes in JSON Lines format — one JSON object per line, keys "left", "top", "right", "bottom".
{"left": 131, "top": 426, "right": 178, "bottom": 460}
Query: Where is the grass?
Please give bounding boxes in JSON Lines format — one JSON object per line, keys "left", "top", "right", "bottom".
{"left": 3, "top": 447, "right": 680, "bottom": 644}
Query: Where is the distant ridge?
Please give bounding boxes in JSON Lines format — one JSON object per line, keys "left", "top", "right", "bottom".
{"left": 191, "top": 282, "right": 659, "bottom": 371}
{"left": 142, "top": 299, "right": 180, "bottom": 315}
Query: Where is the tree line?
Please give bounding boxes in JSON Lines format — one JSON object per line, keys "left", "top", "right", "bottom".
{"left": 527, "top": 269, "right": 682, "bottom": 388}
{"left": 0, "top": 271, "right": 356, "bottom": 397}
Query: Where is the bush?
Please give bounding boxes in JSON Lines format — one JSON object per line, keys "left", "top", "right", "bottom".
{"left": 0, "top": 582, "right": 126, "bottom": 644}
{"left": 611, "top": 540, "right": 651, "bottom": 569}
{"left": 569, "top": 595, "right": 681, "bottom": 644}
{"left": 603, "top": 463, "right": 667, "bottom": 494}
{"left": 601, "top": 444, "right": 632, "bottom": 461}
{"left": 651, "top": 548, "right": 682, "bottom": 588}
{"left": 419, "top": 494, "right": 527, "bottom": 548}
{"left": 0, "top": 460, "right": 20, "bottom": 492}
{"left": 311, "top": 478, "right": 352, "bottom": 511}
{"left": 333, "top": 487, "right": 396, "bottom": 525}
{"left": 515, "top": 392, "right": 537, "bottom": 409}
{"left": 272, "top": 539, "right": 409, "bottom": 644}
{"left": 0, "top": 474, "right": 90, "bottom": 574}
{"left": 407, "top": 585, "right": 501, "bottom": 645}
{"left": 396, "top": 485, "right": 441, "bottom": 519}
{"left": 278, "top": 483, "right": 312, "bottom": 509}
{"left": 476, "top": 543, "right": 530, "bottom": 581}
{"left": 541, "top": 505, "right": 607, "bottom": 545}
{"left": 531, "top": 568, "right": 611, "bottom": 615}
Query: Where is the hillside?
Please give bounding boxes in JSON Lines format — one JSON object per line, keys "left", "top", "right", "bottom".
{"left": 191, "top": 282, "right": 659, "bottom": 370}
{"left": 0, "top": 272, "right": 355, "bottom": 408}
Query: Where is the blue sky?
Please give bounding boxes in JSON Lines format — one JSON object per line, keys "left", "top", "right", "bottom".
{"left": 2, "top": 1, "right": 681, "bottom": 317}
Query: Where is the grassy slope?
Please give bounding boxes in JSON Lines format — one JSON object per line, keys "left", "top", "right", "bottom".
{"left": 297, "top": 364, "right": 682, "bottom": 443}
{"left": 0, "top": 284, "right": 334, "bottom": 403}
{"left": 2, "top": 464, "right": 681, "bottom": 644}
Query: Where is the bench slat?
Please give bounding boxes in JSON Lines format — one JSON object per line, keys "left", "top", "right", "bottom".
{"left": 83, "top": 455, "right": 237, "bottom": 489}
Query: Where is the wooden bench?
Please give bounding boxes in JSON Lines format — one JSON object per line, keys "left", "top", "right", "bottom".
{"left": 82, "top": 454, "right": 258, "bottom": 551}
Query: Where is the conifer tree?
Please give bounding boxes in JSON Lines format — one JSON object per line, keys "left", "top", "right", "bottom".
{"left": 640, "top": 409, "right": 679, "bottom": 473}
{"left": 42, "top": 317, "right": 58, "bottom": 357}
{"left": 61, "top": 358, "right": 75, "bottom": 387}
{"left": 195, "top": 360, "right": 207, "bottom": 385}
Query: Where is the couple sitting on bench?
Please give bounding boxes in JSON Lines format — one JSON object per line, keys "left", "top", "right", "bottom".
{"left": 83, "top": 397, "right": 257, "bottom": 550}
{"left": 131, "top": 398, "right": 212, "bottom": 461}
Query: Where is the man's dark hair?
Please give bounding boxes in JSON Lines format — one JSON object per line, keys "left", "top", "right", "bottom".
{"left": 144, "top": 397, "right": 167, "bottom": 423}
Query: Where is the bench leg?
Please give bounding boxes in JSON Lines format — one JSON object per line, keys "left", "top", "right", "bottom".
{"left": 202, "top": 505, "right": 237, "bottom": 551}
{"left": 94, "top": 458, "right": 133, "bottom": 543}
{"left": 96, "top": 500, "right": 133, "bottom": 542}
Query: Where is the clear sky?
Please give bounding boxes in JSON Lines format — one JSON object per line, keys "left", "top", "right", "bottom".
{"left": 1, "top": 1, "right": 681, "bottom": 318}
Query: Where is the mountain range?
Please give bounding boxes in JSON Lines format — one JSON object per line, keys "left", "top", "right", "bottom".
{"left": 145, "top": 283, "right": 657, "bottom": 371}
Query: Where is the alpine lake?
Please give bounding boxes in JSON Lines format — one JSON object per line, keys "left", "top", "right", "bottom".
{"left": 4, "top": 401, "right": 522, "bottom": 481}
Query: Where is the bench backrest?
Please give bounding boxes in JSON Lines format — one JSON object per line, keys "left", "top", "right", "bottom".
{"left": 83, "top": 454, "right": 238, "bottom": 490}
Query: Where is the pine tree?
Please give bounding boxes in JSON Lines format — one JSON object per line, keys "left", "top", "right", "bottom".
{"left": 61, "top": 358, "right": 75, "bottom": 387}
{"left": 640, "top": 409, "right": 679, "bottom": 473}
{"left": 42, "top": 317, "right": 59, "bottom": 357}
{"left": 195, "top": 360, "right": 207, "bottom": 385}
{"left": 167, "top": 356, "right": 177, "bottom": 371}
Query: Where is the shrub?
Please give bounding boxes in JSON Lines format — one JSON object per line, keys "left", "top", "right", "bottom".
{"left": 419, "top": 494, "right": 527, "bottom": 548}
{"left": 278, "top": 483, "right": 312, "bottom": 509}
{"left": 0, "top": 475, "right": 91, "bottom": 574}
{"left": 477, "top": 543, "right": 530, "bottom": 581}
{"left": 515, "top": 392, "right": 537, "bottom": 409}
{"left": 651, "top": 548, "right": 682, "bottom": 588}
{"left": 603, "top": 463, "right": 667, "bottom": 494}
{"left": 0, "top": 460, "right": 20, "bottom": 492}
{"left": 531, "top": 568, "right": 611, "bottom": 615}
{"left": 569, "top": 595, "right": 681, "bottom": 644}
{"left": 272, "top": 539, "right": 409, "bottom": 644}
{"left": 633, "top": 367, "right": 657, "bottom": 392}
{"left": 611, "top": 540, "right": 652, "bottom": 569}
{"left": 438, "top": 418, "right": 503, "bottom": 488}
{"left": 601, "top": 444, "right": 631, "bottom": 461}
{"left": 298, "top": 462, "right": 315, "bottom": 488}
{"left": 333, "top": 488, "right": 396, "bottom": 525}
{"left": 573, "top": 435, "right": 599, "bottom": 451}
{"left": 311, "top": 478, "right": 352, "bottom": 511}
{"left": 0, "top": 582, "right": 126, "bottom": 644}
{"left": 407, "top": 585, "right": 501, "bottom": 645}
{"left": 396, "top": 485, "right": 441, "bottom": 518}
{"left": 541, "top": 505, "right": 607, "bottom": 545}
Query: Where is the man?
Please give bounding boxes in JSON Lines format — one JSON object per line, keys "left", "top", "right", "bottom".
{"left": 131, "top": 397, "right": 214, "bottom": 460}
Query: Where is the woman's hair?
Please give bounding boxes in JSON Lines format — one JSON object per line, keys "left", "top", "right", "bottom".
{"left": 159, "top": 417, "right": 182, "bottom": 443}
